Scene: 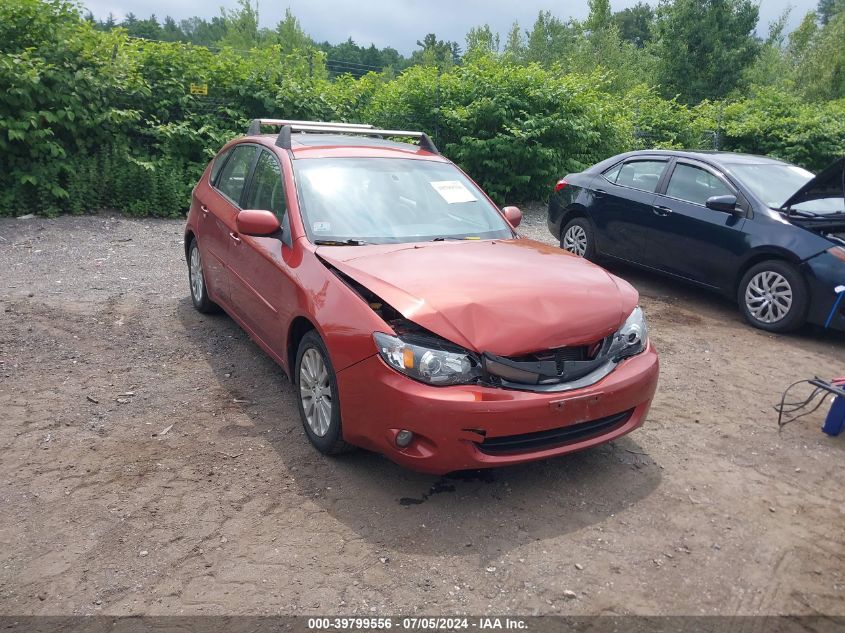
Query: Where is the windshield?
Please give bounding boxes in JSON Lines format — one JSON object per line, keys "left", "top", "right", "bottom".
{"left": 293, "top": 157, "right": 513, "bottom": 244}
{"left": 726, "top": 163, "right": 815, "bottom": 209}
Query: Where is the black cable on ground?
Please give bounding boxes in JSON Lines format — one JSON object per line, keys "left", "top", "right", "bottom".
{"left": 774, "top": 379, "right": 828, "bottom": 431}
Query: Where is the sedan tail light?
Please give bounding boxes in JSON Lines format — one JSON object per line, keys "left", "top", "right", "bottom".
{"left": 554, "top": 179, "right": 568, "bottom": 192}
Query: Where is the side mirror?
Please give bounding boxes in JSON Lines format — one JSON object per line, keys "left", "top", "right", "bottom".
{"left": 236, "top": 209, "right": 281, "bottom": 236}
{"left": 502, "top": 205, "right": 522, "bottom": 228}
{"left": 705, "top": 195, "right": 741, "bottom": 215}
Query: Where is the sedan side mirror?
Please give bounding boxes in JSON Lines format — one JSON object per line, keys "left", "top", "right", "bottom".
{"left": 706, "top": 195, "right": 742, "bottom": 215}
{"left": 502, "top": 205, "right": 522, "bottom": 228}
{"left": 237, "top": 209, "right": 281, "bottom": 236}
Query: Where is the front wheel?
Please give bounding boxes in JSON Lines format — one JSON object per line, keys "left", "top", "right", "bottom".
{"left": 295, "top": 331, "right": 353, "bottom": 455}
{"left": 560, "top": 217, "right": 596, "bottom": 260}
{"left": 738, "top": 260, "right": 808, "bottom": 333}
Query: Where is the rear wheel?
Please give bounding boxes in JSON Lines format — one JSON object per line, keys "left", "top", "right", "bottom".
{"left": 188, "top": 238, "right": 218, "bottom": 313}
{"left": 295, "top": 331, "right": 353, "bottom": 455}
{"left": 560, "top": 217, "right": 596, "bottom": 260}
{"left": 738, "top": 260, "right": 808, "bottom": 333}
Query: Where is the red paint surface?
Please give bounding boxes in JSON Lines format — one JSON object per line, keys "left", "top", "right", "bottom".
{"left": 185, "top": 135, "right": 660, "bottom": 473}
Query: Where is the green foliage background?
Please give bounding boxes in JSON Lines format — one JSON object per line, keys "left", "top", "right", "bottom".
{"left": 1, "top": 0, "right": 844, "bottom": 217}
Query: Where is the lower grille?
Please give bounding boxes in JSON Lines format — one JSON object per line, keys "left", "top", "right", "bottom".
{"left": 476, "top": 409, "right": 634, "bottom": 455}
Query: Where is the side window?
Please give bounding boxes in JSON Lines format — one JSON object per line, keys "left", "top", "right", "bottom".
{"left": 666, "top": 163, "right": 732, "bottom": 206}
{"left": 613, "top": 160, "right": 667, "bottom": 193}
{"left": 209, "top": 148, "right": 231, "bottom": 186}
{"left": 244, "top": 150, "right": 286, "bottom": 220}
{"left": 215, "top": 145, "right": 257, "bottom": 205}
{"left": 602, "top": 163, "right": 622, "bottom": 183}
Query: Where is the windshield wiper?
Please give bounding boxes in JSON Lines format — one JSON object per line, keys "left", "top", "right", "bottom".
{"left": 429, "top": 236, "right": 478, "bottom": 241}
{"left": 314, "top": 239, "right": 368, "bottom": 246}
{"left": 782, "top": 208, "right": 819, "bottom": 218}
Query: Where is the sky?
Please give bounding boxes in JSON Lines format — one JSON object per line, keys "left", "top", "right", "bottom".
{"left": 83, "top": 0, "right": 817, "bottom": 55}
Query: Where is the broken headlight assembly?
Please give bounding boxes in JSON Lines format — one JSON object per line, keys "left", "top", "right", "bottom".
{"left": 606, "top": 306, "right": 648, "bottom": 361}
{"left": 373, "top": 332, "right": 482, "bottom": 386}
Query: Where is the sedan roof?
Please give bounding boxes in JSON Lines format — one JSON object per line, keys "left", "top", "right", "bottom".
{"left": 623, "top": 149, "right": 790, "bottom": 166}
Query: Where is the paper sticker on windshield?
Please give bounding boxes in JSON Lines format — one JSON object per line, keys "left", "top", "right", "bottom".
{"left": 430, "top": 180, "right": 477, "bottom": 204}
{"left": 313, "top": 221, "right": 331, "bottom": 233}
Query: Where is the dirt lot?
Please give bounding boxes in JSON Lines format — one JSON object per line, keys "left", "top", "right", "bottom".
{"left": 1, "top": 208, "right": 844, "bottom": 617}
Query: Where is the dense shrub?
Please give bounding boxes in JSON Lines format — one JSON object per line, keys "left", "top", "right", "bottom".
{"left": 1, "top": 0, "right": 844, "bottom": 216}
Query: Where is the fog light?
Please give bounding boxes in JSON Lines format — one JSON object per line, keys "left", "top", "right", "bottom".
{"left": 395, "top": 430, "right": 414, "bottom": 447}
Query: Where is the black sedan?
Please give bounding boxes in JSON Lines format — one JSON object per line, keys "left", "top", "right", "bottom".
{"left": 548, "top": 151, "right": 845, "bottom": 333}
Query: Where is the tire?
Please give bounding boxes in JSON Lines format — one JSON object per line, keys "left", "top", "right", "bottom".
{"left": 737, "top": 260, "right": 808, "bottom": 333}
{"left": 187, "top": 238, "right": 219, "bottom": 313}
{"left": 560, "top": 217, "right": 597, "bottom": 260}
{"left": 294, "top": 330, "right": 353, "bottom": 455}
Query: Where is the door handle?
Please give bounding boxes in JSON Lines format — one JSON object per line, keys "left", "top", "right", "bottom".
{"left": 594, "top": 189, "right": 608, "bottom": 197}
{"left": 653, "top": 205, "right": 673, "bottom": 216}
{"left": 200, "top": 204, "right": 209, "bottom": 217}
{"left": 229, "top": 231, "right": 241, "bottom": 244}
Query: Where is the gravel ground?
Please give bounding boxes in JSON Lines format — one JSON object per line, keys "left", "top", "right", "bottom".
{"left": 0, "top": 208, "right": 844, "bottom": 616}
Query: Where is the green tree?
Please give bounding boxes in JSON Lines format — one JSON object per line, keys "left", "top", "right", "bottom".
{"left": 743, "top": 8, "right": 791, "bottom": 89}
{"left": 161, "top": 16, "right": 184, "bottom": 42}
{"left": 465, "top": 24, "right": 500, "bottom": 59}
{"left": 220, "top": 0, "right": 262, "bottom": 50}
{"left": 525, "top": 11, "right": 576, "bottom": 65}
{"left": 652, "top": 0, "right": 761, "bottom": 103}
{"left": 585, "top": 0, "right": 612, "bottom": 32}
{"left": 502, "top": 21, "right": 525, "bottom": 60}
{"left": 180, "top": 16, "right": 228, "bottom": 46}
{"left": 276, "top": 8, "right": 312, "bottom": 54}
{"left": 125, "top": 14, "right": 163, "bottom": 40}
{"left": 612, "top": 2, "right": 655, "bottom": 45}
{"left": 410, "top": 33, "right": 460, "bottom": 69}
{"left": 817, "top": 0, "right": 845, "bottom": 24}
{"left": 794, "top": 8, "right": 845, "bottom": 99}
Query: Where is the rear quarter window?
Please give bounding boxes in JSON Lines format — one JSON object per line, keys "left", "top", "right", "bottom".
{"left": 210, "top": 149, "right": 232, "bottom": 186}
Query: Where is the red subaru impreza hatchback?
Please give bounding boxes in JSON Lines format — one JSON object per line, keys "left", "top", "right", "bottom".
{"left": 184, "top": 119, "right": 659, "bottom": 474}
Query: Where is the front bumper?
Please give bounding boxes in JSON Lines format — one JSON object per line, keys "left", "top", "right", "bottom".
{"left": 801, "top": 252, "right": 845, "bottom": 331}
{"left": 336, "top": 343, "right": 659, "bottom": 474}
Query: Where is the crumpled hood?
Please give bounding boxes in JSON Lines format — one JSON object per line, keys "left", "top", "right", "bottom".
{"left": 318, "top": 238, "right": 638, "bottom": 356}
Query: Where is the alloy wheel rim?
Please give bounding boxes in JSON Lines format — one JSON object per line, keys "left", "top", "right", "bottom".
{"left": 745, "top": 271, "right": 793, "bottom": 324}
{"left": 299, "top": 347, "right": 332, "bottom": 437}
{"left": 190, "top": 246, "right": 204, "bottom": 302}
{"left": 563, "top": 225, "right": 588, "bottom": 256}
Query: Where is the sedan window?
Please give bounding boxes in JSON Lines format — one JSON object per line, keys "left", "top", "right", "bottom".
{"left": 244, "top": 150, "right": 286, "bottom": 220}
{"left": 216, "top": 145, "right": 257, "bottom": 205}
{"left": 607, "top": 160, "right": 667, "bottom": 193}
{"left": 666, "top": 163, "right": 732, "bottom": 206}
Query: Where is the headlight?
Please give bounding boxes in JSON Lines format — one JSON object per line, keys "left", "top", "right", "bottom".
{"left": 607, "top": 306, "right": 648, "bottom": 360}
{"left": 373, "top": 332, "right": 481, "bottom": 386}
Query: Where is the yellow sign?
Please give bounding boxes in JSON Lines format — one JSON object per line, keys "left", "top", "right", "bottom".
{"left": 189, "top": 83, "right": 208, "bottom": 96}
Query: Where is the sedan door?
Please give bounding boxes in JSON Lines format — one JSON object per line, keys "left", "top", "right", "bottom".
{"left": 588, "top": 158, "right": 669, "bottom": 263}
{"left": 645, "top": 160, "right": 747, "bottom": 290}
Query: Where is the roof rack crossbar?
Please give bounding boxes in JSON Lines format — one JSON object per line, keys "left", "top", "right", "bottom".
{"left": 248, "top": 118, "right": 374, "bottom": 135}
{"left": 268, "top": 122, "right": 440, "bottom": 155}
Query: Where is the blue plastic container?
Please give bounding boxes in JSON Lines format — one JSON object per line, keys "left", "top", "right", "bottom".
{"left": 822, "top": 395, "right": 845, "bottom": 436}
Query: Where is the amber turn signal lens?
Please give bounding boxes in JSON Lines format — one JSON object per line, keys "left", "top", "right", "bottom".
{"left": 402, "top": 347, "right": 415, "bottom": 369}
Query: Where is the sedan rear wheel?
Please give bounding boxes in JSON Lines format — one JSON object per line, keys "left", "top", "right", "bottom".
{"left": 738, "top": 260, "right": 808, "bottom": 332}
{"left": 560, "top": 218, "right": 596, "bottom": 260}
{"left": 295, "top": 330, "right": 353, "bottom": 455}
